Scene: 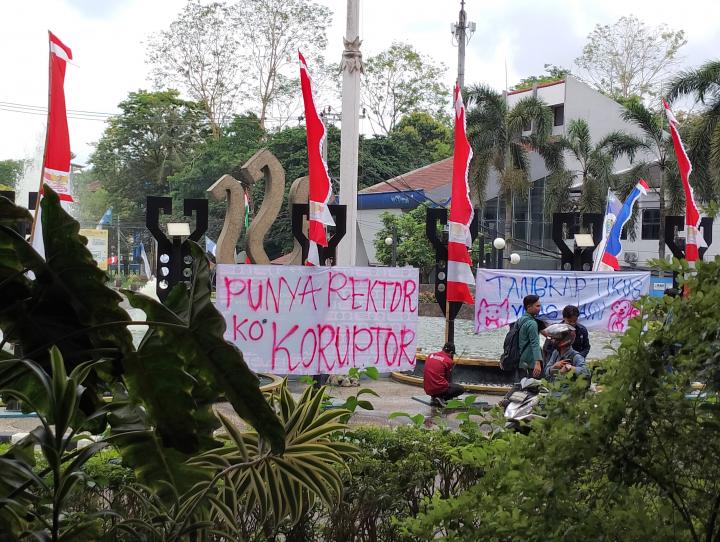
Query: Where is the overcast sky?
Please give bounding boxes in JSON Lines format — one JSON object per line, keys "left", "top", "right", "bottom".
{"left": 1, "top": 0, "right": 719, "bottom": 165}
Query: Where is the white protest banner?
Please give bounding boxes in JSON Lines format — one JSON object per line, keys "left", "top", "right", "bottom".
{"left": 475, "top": 269, "right": 650, "bottom": 333}
{"left": 216, "top": 264, "right": 419, "bottom": 375}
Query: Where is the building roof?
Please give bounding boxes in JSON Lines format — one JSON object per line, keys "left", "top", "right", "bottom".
{"left": 359, "top": 157, "right": 453, "bottom": 194}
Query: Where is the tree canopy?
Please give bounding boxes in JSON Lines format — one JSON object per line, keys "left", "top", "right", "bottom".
{"left": 511, "top": 64, "right": 571, "bottom": 91}
{"left": 89, "top": 90, "right": 207, "bottom": 221}
{"left": 575, "top": 15, "right": 686, "bottom": 99}
{"left": 363, "top": 42, "right": 449, "bottom": 135}
{"left": 0, "top": 159, "right": 28, "bottom": 190}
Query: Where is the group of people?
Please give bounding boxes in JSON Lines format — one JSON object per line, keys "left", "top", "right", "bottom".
{"left": 423, "top": 295, "right": 591, "bottom": 407}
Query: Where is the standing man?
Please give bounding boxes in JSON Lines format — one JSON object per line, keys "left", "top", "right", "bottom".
{"left": 543, "top": 305, "right": 590, "bottom": 361}
{"left": 423, "top": 342, "right": 464, "bottom": 407}
{"left": 517, "top": 295, "right": 543, "bottom": 380}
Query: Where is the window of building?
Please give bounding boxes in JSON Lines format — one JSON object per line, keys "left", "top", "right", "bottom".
{"left": 552, "top": 104, "right": 564, "bottom": 127}
{"left": 641, "top": 208, "right": 661, "bottom": 240}
{"left": 522, "top": 118, "right": 532, "bottom": 132}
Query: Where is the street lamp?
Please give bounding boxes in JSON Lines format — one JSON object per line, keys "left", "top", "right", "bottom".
{"left": 384, "top": 233, "right": 397, "bottom": 266}
{"left": 492, "top": 237, "right": 520, "bottom": 268}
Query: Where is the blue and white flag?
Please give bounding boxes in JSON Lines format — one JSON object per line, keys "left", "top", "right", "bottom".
{"left": 597, "top": 179, "right": 649, "bottom": 271}
{"left": 592, "top": 190, "right": 623, "bottom": 271}
{"left": 205, "top": 236, "right": 217, "bottom": 257}
{"left": 96, "top": 208, "right": 112, "bottom": 230}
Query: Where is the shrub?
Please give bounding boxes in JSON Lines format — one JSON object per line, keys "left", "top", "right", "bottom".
{"left": 402, "top": 258, "right": 720, "bottom": 541}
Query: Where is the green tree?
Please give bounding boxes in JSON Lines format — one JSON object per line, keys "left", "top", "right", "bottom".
{"left": 374, "top": 205, "right": 434, "bottom": 281}
{"left": 234, "top": 0, "right": 332, "bottom": 129}
{"left": 0, "top": 159, "right": 27, "bottom": 190}
{"left": 668, "top": 59, "right": 720, "bottom": 205}
{"left": 90, "top": 90, "right": 208, "bottom": 222}
{"left": 543, "top": 118, "right": 639, "bottom": 213}
{"left": 465, "top": 84, "right": 554, "bottom": 253}
{"left": 405, "top": 259, "right": 720, "bottom": 541}
{"left": 363, "top": 42, "right": 448, "bottom": 135}
{"left": 71, "top": 168, "right": 110, "bottom": 226}
{"left": 575, "top": 15, "right": 686, "bottom": 99}
{"left": 147, "top": 0, "right": 243, "bottom": 138}
{"left": 169, "top": 113, "right": 265, "bottom": 240}
{"left": 511, "top": 64, "right": 570, "bottom": 91}
{"left": 358, "top": 112, "right": 452, "bottom": 191}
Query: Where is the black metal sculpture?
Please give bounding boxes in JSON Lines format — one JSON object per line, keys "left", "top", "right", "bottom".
{"left": 291, "top": 204, "right": 347, "bottom": 266}
{"left": 146, "top": 196, "right": 208, "bottom": 301}
{"left": 552, "top": 212, "right": 603, "bottom": 270}
{"left": 425, "top": 207, "right": 479, "bottom": 343}
{"left": 665, "top": 216, "right": 714, "bottom": 260}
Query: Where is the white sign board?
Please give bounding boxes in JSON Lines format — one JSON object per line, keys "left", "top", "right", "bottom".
{"left": 216, "top": 265, "right": 419, "bottom": 374}
{"left": 79, "top": 229, "right": 109, "bottom": 271}
{"left": 475, "top": 269, "right": 650, "bottom": 333}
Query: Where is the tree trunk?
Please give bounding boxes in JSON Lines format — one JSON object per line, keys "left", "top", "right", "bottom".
{"left": 658, "top": 167, "right": 666, "bottom": 276}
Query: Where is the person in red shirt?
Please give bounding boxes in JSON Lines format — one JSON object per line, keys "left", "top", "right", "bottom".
{"left": 423, "top": 342, "right": 464, "bottom": 406}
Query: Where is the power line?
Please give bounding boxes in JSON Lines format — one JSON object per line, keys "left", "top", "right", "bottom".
{"left": 0, "top": 100, "right": 291, "bottom": 124}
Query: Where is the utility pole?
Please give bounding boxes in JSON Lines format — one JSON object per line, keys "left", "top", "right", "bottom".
{"left": 337, "top": 0, "right": 362, "bottom": 267}
{"left": 116, "top": 216, "right": 121, "bottom": 276}
{"left": 451, "top": 0, "right": 475, "bottom": 89}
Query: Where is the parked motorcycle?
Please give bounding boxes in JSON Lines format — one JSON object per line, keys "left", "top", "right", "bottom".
{"left": 501, "top": 378, "right": 547, "bottom": 434}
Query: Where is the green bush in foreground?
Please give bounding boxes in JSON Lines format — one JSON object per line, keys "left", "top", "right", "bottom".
{"left": 403, "top": 258, "right": 720, "bottom": 542}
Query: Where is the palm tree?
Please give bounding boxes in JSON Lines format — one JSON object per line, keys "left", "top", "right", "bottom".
{"left": 667, "top": 60, "right": 720, "bottom": 204}
{"left": 543, "top": 119, "right": 640, "bottom": 214}
{"left": 465, "top": 85, "right": 553, "bottom": 253}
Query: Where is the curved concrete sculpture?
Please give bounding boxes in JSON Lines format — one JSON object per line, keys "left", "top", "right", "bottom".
{"left": 240, "top": 149, "right": 285, "bottom": 264}
{"left": 207, "top": 174, "right": 246, "bottom": 265}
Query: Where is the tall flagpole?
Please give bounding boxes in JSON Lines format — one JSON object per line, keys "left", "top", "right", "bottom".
{"left": 337, "top": 0, "right": 362, "bottom": 266}
{"left": 29, "top": 31, "right": 54, "bottom": 244}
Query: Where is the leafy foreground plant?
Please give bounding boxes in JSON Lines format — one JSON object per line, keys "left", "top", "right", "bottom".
{"left": 0, "top": 187, "right": 285, "bottom": 538}
{"left": 0, "top": 348, "right": 113, "bottom": 540}
{"left": 403, "top": 257, "right": 720, "bottom": 542}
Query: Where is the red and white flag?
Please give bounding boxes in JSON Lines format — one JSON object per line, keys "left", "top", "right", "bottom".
{"left": 299, "top": 51, "right": 334, "bottom": 266}
{"left": 31, "top": 32, "right": 74, "bottom": 258}
{"left": 663, "top": 99, "right": 701, "bottom": 263}
{"left": 446, "top": 83, "right": 475, "bottom": 305}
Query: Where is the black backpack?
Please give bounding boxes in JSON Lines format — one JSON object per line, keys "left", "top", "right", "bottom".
{"left": 499, "top": 320, "right": 530, "bottom": 372}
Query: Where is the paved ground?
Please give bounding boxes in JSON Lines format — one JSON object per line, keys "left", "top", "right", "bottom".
{"left": 215, "top": 377, "right": 503, "bottom": 431}
{"left": 1, "top": 378, "right": 504, "bottom": 441}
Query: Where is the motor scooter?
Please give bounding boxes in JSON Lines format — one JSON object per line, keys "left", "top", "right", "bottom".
{"left": 502, "top": 378, "right": 547, "bottom": 434}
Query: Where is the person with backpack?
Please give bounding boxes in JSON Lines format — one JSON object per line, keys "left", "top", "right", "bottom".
{"left": 516, "top": 295, "right": 543, "bottom": 380}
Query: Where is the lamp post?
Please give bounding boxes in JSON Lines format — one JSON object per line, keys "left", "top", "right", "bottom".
{"left": 493, "top": 237, "right": 520, "bottom": 268}
{"left": 384, "top": 225, "right": 398, "bottom": 266}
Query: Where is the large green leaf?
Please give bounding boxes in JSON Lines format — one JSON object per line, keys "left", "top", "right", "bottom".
{"left": 121, "top": 289, "right": 219, "bottom": 454}
{"left": 125, "top": 242, "right": 285, "bottom": 454}
{"left": 0, "top": 187, "right": 133, "bottom": 425}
